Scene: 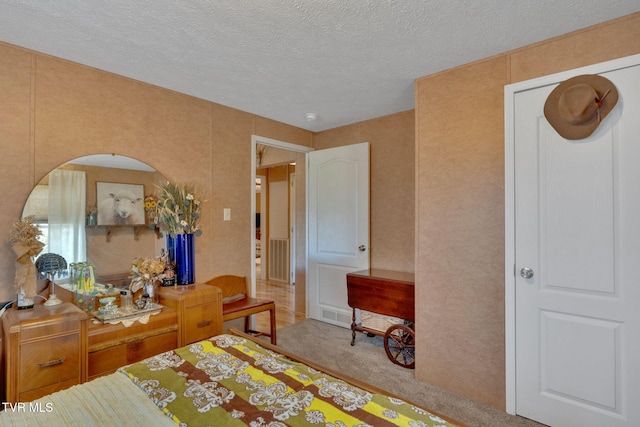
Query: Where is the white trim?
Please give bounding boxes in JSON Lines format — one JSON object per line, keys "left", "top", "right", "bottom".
{"left": 252, "top": 135, "right": 314, "bottom": 152}
{"left": 504, "top": 53, "right": 640, "bottom": 415}
{"left": 289, "top": 173, "right": 296, "bottom": 284}
{"left": 504, "top": 84, "right": 516, "bottom": 415}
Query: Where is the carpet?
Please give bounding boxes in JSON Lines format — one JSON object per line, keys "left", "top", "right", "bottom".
{"left": 275, "top": 319, "right": 546, "bottom": 427}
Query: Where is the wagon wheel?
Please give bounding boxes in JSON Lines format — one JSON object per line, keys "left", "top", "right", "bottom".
{"left": 384, "top": 323, "right": 415, "bottom": 369}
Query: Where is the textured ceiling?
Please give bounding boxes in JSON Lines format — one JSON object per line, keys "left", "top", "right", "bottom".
{"left": 1, "top": 1, "right": 639, "bottom": 131}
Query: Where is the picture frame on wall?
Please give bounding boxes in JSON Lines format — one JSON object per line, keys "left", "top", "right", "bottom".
{"left": 96, "top": 182, "right": 145, "bottom": 226}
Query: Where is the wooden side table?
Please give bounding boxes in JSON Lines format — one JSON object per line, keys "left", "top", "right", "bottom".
{"left": 346, "top": 269, "right": 415, "bottom": 336}
{"left": 346, "top": 269, "right": 417, "bottom": 366}
{"left": 2, "top": 303, "right": 88, "bottom": 403}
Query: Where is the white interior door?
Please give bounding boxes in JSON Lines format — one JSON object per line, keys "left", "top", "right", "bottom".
{"left": 307, "top": 142, "right": 370, "bottom": 328}
{"left": 290, "top": 173, "right": 296, "bottom": 284}
{"left": 509, "top": 58, "right": 640, "bottom": 426}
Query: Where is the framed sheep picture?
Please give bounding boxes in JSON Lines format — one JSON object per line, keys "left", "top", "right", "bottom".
{"left": 96, "top": 182, "right": 145, "bottom": 226}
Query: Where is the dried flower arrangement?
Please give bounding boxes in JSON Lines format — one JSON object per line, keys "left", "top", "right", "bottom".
{"left": 155, "top": 182, "right": 203, "bottom": 237}
{"left": 9, "top": 215, "right": 43, "bottom": 247}
{"left": 129, "top": 257, "right": 166, "bottom": 294}
{"left": 9, "top": 215, "right": 45, "bottom": 294}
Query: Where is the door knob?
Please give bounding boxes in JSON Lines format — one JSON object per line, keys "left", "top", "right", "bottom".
{"left": 358, "top": 245, "right": 366, "bottom": 252}
{"left": 520, "top": 267, "right": 534, "bottom": 279}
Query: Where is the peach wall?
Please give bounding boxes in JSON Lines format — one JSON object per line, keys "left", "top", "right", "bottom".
{"left": 0, "top": 42, "right": 313, "bottom": 303}
{"left": 315, "top": 110, "right": 415, "bottom": 272}
{"left": 415, "top": 12, "right": 640, "bottom": 410}
{"left": 3, "top": 10, "right": 639, "bottom": 414}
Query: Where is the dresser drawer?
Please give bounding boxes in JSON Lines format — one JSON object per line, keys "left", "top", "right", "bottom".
{"left": 19, "top": 378, "right": 82, "bottom": 403}
{"left": 159, "top": 284, "right": 222, "bottom": 347}
{"left": 88, "top": 329, "right": 177, "bottom": 380}
{"left": 184, "top": 304, "right": 220, "bottom": 344}
{"left": 20, "top": 333, "right": 81, "bottom": 393}
{"left": 183, "top": 289, "right": 219, "bottom": 308}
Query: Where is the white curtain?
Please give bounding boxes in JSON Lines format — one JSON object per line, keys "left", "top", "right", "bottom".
{"left": 48, "top": 170, "right": 86, "bottom": 265}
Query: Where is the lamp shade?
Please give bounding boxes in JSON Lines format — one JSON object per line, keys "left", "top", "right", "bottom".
{"left": 35, "top": 253, "right": 67, "bottom": 277}
{"left": 36, "top": 253, "right": 68, "bottom": 307}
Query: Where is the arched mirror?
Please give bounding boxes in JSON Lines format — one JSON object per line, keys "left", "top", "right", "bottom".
{"left": 22, "top": 154, "right": 167, "bottom": 288}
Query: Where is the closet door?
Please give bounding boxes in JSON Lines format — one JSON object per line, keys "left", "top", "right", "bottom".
{"left": 510, "top": 61, "right": 640, "bottom": 427}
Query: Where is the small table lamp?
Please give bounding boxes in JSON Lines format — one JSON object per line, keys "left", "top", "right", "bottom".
{"left": 35, "top": 253, "right": 68, "bottom": 306}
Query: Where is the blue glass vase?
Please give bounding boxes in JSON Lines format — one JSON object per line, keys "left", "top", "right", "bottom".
{"left": 163, "top": 235, "right": 177, "bottom": 287}
{"left": 174, "top": 233, "right": 195, "bottom": 284}
{"left": 165, "top": 235, "right": 176, "bottom": 263}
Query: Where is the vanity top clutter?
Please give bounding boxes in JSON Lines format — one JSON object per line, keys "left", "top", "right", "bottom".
{"left": 48, "top": 226, "right": 184, "bottom": 316}
{"left": 56, "top": 280, "right": 155, "bottom": 323}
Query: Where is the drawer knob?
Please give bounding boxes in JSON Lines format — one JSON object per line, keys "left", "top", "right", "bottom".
{"left": 38, "top": 357, "right": 66, "bottom": 368}
{"left": 196, "top": 320, "right": 212, "bottom": 328}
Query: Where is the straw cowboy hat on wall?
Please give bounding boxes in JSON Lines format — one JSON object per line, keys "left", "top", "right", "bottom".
{"left": 544, "top": 74, "right": 619, "bottom": 140}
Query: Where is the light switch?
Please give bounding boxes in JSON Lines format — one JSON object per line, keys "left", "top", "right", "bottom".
{"left": 223, "top": 208, "right": 231, "bottom": 221}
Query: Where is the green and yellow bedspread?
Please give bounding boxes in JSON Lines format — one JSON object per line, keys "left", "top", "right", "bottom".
{"left": 119, "top": 334, "right": 458, "bottom": 427}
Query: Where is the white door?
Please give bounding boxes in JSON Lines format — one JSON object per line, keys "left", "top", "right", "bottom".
{"left": 290, "top": 173, "right": 296, "bottom": 284}
{"left": 511, "top": 61, "right": 640, "bottom": 426}
{"left": 307, "top": 142, "right": 370, "bottom": 328}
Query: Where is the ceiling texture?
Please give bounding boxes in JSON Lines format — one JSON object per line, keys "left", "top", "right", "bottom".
{"left": 1, "top": 1, "right": 639, "bottom": 132}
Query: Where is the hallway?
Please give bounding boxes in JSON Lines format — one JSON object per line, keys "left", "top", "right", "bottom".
{"left": 253, "top": 278, "right": 305, "bottom": 333}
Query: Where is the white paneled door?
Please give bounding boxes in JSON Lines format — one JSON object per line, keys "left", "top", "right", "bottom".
{"left": 509, "top": 58, "right": 640, "bottom": 426}
{"left": 307, "top": 142, "right": 370, "bottom": 328}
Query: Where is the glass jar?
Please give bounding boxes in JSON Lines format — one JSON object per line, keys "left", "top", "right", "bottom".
{"left": 70, "top": 262, "right": 96, "bottom": 312}
{"left": 120, "top": 290, "right": 133, "bottom": 313}
{"left": 144, "top": 280, "right": 160, "bottom": 305}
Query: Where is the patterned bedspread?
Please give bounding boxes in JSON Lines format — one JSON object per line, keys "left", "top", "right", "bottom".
{"left": 119, "top": 334, "right": 459, "bottom": 427}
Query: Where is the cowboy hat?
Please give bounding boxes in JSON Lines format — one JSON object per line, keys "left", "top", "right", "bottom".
{"left": 543, "top": 74, "right": 618, "bottom": 140}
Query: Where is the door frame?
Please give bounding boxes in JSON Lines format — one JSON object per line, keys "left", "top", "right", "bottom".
{"left": 256, "top": 173, "right": 267, "bottom": 280}
{"left": 289, "top": 172, "right": 296, "bottom": 284}
{"left": 250, "top": 135, "right": 313, "bottom": 296}
{"left": 504, "top": 53, "right": 640, "bottom": 415}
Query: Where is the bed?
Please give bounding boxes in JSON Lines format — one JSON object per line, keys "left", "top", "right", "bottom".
{"left": 0, "top": 329, "right": 464, "bottom": 427}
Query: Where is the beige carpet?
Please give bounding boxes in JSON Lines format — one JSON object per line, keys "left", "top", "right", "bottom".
{"left": 275, "top": 319, "right": 547, "bottom": 427}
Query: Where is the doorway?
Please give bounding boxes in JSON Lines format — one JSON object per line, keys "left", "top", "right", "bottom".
{"left": 250, "top": 135, "right": 313, "bottom": 317}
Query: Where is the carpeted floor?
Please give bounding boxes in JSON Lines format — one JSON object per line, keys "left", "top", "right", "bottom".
{"left": 275, "top": 319, "right": 547, "bottom": 427}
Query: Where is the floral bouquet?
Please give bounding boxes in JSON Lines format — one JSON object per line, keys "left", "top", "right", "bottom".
{"left": 9, "top": 215, "right": 45, "bottom": 296}
{"left": 144, "top": 195, "right": 158, "bottom": 212}
{"left": 155, "top": 182, "right": 203, "bottom": 237}
{"left": 129, "top": 257, "right": 166, "bottom": 294}
{"left": 143, "top": 194, "right": 158, "bottom": 223}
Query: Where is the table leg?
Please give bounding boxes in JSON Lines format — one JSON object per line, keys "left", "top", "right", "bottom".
{"left": 350, "top": 308, "right": 356, "bottom": 346}
{"left": 269, "top": 306, "right": 277, "bottom": 345}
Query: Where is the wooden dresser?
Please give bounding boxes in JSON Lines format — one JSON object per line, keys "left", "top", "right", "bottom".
{"left": 3, "top": 283, "right": 224, "bottom": 401}
{"left": 2, "top": 303, "right": 88, "bottom": 403}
